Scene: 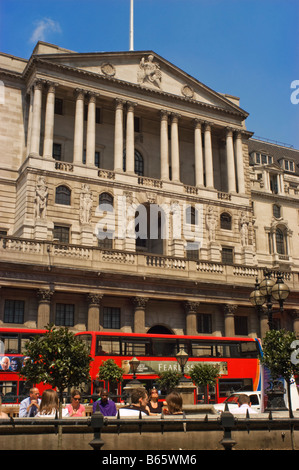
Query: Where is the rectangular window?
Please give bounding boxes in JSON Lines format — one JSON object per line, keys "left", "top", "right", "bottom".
{"left": 234, "top": 316, "right": 248, "bottom": 336}
{"left": 53, "top": 143, "right": 62, "bottom": 161}
{"left": 4, "top": 300, "right": 25, "bottom": 324}
{"left": 56, "top": 303, "right": 74, "bottom": 327}
{"left": 53, "top": 225, "right": 70, "bottom": 243}
{"left": 54, "top": 98, "right": 63, "bottom": 115}
{"left": 122, "top": 340, "right": 150, "bottom": 356}
{"left": 222, "top": 247, "right": 234, "bottom": 264}
{"left": 197, "top": 313, "right": 212, "bottom": 334}
{"left": 186, "top": 242, "right": 199, "bottom": 260}
{"left": 103, "top": 307, "right": 120, "bottom": 329}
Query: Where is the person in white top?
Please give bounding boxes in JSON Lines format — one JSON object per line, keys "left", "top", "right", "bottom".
{"left": 35, "top": 389, "right": 69, "bottom": 418}
{"left": 232, "top": 394, "right": 258, "bottom": 415}
{"left": 118, "top": 387, "right": 149, "bottom": 417}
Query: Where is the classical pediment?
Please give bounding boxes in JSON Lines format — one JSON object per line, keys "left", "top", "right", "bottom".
{"left": 31, "top": 43, "right": 247, "bottom": 117}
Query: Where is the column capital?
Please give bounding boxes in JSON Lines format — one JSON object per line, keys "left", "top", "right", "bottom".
{"left": 87, "top": 293, "right": 103, "bottom": 306}
{"left": 33, "top": 79, "right": 44, "bottom": 91}
{"left": 160, "top": 109, "right": 170, "bottom": 118}
{"left": 126, "top": 101, "right": 137, "bottom": 110}
{"left": 170, "top": 112, "right": 181, "bottom": 122}
{"left": 115, "top": 98, "right": 126, "bottom": 109}
{"left": 193, "top": 118, "right": 204, "bottom": 129}
{"left": 225, "top": 126, "right": 234, "bottom": 136}
{"left": 184, "top": 300, "right": 200, "bottom": 314}
{"left": 37, "top": 288, "right": 54, "bottom": 302}
{"left": 45, "top": 81, "right": 59, "bottom": 92}
{"left": 132, "top": 297, "right": 149, "bottom": 309}
{"left": 224, "top": 304, "right": 238, "bottom": 316}
{"left": 203, "top": 121, "right": 213, "bottom": 130}
{"left": 74, "top": 88, "right": 85, "bottom": 100}
{"left": 87, "top": 91, "right": 99, "bottom": 102}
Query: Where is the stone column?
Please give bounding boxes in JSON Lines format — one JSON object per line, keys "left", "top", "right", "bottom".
{"left": 126, "top": 102, "right": 136, "bottom": 174}
{"left": 30, "top": 80, "right": 43, "bottom": 156}
{"left": 184, "top": 301, "right": 200, "bottom": 335}
{"left": 226, "top": 128, "right": 236, "bottom": 193}
{"left": 73, "top": 89, "right": 85, "bottom": 164}
{"left": 26, "top": 87, "right": 34, "bottom": 157}
{"left": 292, "top": 310, "right": 299, "bottom": 338}
{"left": 194, "top": 120, "right": 204, "bottom": 187}
{"left": 114, "top": 99, "right": 124, "bottom": 171}
{"left": 204, "top": 123, "right": 214, "bottom": 188}
{"left": 86, "top": 93, "right": 96, "bottom": 167}
{"left": 43, "top": 82, "right": 57, "bottom": 159}
{"left": 224, "top": 304, "right": 237, "bottom": 337}
{"left": 170, "top": 113, "right": 180, "bottom": 182}
{"left": 132, "top": 297, "right": 148, "bottom": 333}
{"left": 160, "top": 110, "right": 169, "bottom": 180}
{"left": 235, "top": 131, "right": 245, "bottom": 194}
{"left": 37, "top": 289, "right": 53, "bottom": 329}
{"left": 87, "top": 294, "right": 102, "bottom": 331}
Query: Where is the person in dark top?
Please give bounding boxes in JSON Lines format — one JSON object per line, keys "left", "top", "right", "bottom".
{"left": 147, "top": 388, "right": 163, "bottom": 415}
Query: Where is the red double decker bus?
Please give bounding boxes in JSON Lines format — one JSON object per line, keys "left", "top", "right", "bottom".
{"left": 0, "top": 327, "right": 47, "bottom": 403}
{"left": 75, "top": 331, "right": 262, "bottom": 404}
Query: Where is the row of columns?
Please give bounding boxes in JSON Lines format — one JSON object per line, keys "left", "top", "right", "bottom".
{"left": 36, "top": 289, "right": 297, "bottom": 338}
{"left": 28, "top": 80, "right": 246, "bottom": 194}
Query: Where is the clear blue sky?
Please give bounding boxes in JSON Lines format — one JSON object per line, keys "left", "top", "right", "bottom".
{"left": 1, "top": 0, "right": 298, "bottom": 148}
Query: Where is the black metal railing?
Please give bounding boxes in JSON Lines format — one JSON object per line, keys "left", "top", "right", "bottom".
{"left": 1, "top": 410, "right": 299, "bottom": 450}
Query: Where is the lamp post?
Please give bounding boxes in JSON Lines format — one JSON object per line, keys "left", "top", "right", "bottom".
{"left": 176, "top": 349, "right": 189, "bottom": 382}
{"left": 250, "top": 269, "right": 290, "bottom": 411}
{"left": 129, "top": 357, "right": 141, "bottom": 384}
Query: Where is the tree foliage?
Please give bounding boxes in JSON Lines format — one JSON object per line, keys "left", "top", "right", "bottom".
{"left": 189, "top": 363, "right": 220, "bottom": 403}
{"left": 19, "top": 325, "right": 92, "bottom": 403}
{"left": 97, "top": 359, "right": 124, "bottom": 383}
{"left": 261, "top": 329, "right": 299, "bottom": 381}
{"left": 156, "top": 370, "right": 181, "bottom": 393}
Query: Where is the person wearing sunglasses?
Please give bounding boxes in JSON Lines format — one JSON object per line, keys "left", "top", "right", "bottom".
{"left": 66, "top": 390, "right": 86, "bottom": 417}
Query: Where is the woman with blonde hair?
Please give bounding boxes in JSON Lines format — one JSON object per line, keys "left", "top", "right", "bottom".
{"left": 36, "top": 389, "right": 69, "bottom": 417}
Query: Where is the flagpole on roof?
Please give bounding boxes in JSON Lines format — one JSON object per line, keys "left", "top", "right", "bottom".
{"left": 129, "top": 0, "right": 134, "bottom": 51}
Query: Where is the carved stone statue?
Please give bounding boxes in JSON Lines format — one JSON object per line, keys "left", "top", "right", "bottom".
{"left": 240, "top": 211, "right": 249, "bottom": 246}
{"left": 80, "top": 183, "right": 93, "bottom": 224}
{"left": 206, "top": 206, "right": 217, "bottom": 242}
{"left": 35, "top": 176, "right": 48, "bottom": 219}
{"left": 138, "top": 55, "right": 162, "bottom": 89}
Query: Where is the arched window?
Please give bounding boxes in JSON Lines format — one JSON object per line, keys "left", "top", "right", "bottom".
{"left": 123, "top": 150, "right": 144, "bottom": 176}
{"left": 99, "top": 192, "right": 113, "bottom": 207}
{"left": 134, "top": 150, "right": 144, "bottom": 176}
{"left": 276, "top": 228, "right": 287, "bottom": 255}
{"left": 55, "top": 185, "right": 71, "bottom": 205}
{"left": 220, "top": 212, "right": 232, "bottom": 230}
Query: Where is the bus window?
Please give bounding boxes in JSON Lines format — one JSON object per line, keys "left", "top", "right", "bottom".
{"left": 191, "top": 343, "right": 213, "bottom": 357}
{"left": 0, "top": 334, "right": 18, "bottom": 354}
{"left": 240, "top": 341, "right": 258, "bottom": 358}
{"left": 0, "top": 381, "right": 18, "bottom": 403}
{"left": 122, "top": 340, "right": 151, "bottom": 356}
{"left": 152, "top": 339, "right": 177, "bottom": 357}
{"left": 96, "top": 337, "right": 120, "bottom": 356}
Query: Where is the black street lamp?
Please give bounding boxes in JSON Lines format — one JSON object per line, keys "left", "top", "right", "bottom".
{"left": 250, "top": 269, "right": 290, "bottom": 411}
{"left": 250, "top": 270, "right": 290, "bottom": 330}
{"left": 176, "top": 349, "right": 189, "bottom": 382}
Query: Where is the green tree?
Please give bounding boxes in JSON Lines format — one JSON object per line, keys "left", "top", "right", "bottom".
{"left": 97, "top": 359, "right": 123, "bottom": 390}
{"left": 189, "top": 363, "right": 220, "bottom": 404}
{"left": 156, "top": 370, "right": 181, "bottom": 394}
{"left": 19, "top": 325, "right": 92, "bottom": 417}
{"left": 261, "top": 329, "right": 299, "bottom": 418}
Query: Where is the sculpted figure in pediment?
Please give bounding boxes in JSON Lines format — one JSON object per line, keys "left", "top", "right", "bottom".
{"left": 138, "top": 55, "right": 162, "bottom": 89}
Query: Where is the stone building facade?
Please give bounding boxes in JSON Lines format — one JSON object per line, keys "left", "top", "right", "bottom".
{"left": 0, "top": 41, "right": 298, "bottom": 339}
